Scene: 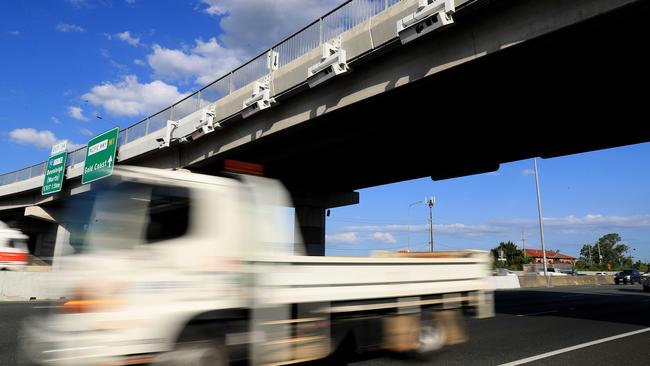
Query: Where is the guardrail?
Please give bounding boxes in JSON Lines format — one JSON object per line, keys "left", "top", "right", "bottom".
{"left": 0, "top": 0, "right": 403, "bottom": 187}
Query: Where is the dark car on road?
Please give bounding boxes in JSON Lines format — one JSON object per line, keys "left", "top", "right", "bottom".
{"left": 614, "top": 269, "right": 642, "bottom": 284}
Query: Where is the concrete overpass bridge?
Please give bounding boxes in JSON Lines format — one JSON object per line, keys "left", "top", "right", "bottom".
{"left": 1, "top": 0, "right": 649, "bottom": 259}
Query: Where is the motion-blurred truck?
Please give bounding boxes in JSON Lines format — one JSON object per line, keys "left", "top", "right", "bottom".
{"left": 0, "top": 220, "right": 29, "bottom": 271}
{"left": 20, "top": 164, "right": 493, "bottom": 365}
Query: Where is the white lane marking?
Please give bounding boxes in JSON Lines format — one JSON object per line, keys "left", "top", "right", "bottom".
{"left": 498, "top": 327, "right": 650, "bottom": 366}
{"left": 515, "top": 310, "right": 559, "bottom": 317}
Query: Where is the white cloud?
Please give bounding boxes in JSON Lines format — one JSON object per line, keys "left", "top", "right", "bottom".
{"left": 199, "top": 0, "right": 340, "bottom": 54}
{"left": 56, "top": 23, "right": 86, "bottom": 33}
{"left": 522, "top": 168, "right": 535, "bottom": 175}
{"left": 99, "top": 48, "right": 111, "bottom": 59}
{"left": 67, "top": 0, "right": 85, "bottom": 6}
{"left": 371, "top": 232, "right": 397, "bottom": 243}
{"left": 487, "top": 171, "right": 500, "bottom": 176}
{"left": 114, "top": 31, "right": 140, "bottom": 46}
{"left": 7, "top": 30, "right": 20, "bottom": 36}
{"left": 542, "top": 214, "right": 650, "bottom": 229}
{"left": 342, "top": 214, "right": 650, "bottom": 240}
{"left": 133, "top": 59, "right": 145, "bottom": 66}
{"left": 80, "top": 128, "right": 94, "bottom": 136}
{"left": 344, "top": 223, "right": 505, "bottom": 237}
{"left": 326, "top": 232, "right": 360, "bottom": 244}
{"left": 68, "top": 106, "right": 89, "bottom": 121}
{"left": 82, "top": 74, "right": 187, "bottom": 117}
{"left": 66, "top": 0, "right": 98, "bottom": 8}
{"left": 142, "top": 0, "right": 341, "bottom": 87}
{"left": 147, "top": 38, "right": 243, "bottom": 85}
{"left": 51, "top": 116, "right": 61, "bottom": 124}
{"left": 110, "top": 60, "right": 128, "bottom": 72}
{"left": 9, "top": 129, "right": 57, "bottom": 148}
{"left": 8, "top": 128, "right": 82, "bottom": 150}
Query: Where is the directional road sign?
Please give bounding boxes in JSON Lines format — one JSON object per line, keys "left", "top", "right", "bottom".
{"left": 42, "top": 141, "right": 68, "bottom": 195}
{"left": 81, "top": 127, "right": 119, "bottom": 184}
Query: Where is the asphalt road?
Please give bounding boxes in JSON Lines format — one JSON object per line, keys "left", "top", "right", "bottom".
{"left": 349, "top": 284, "right": 650, "bottom": 365}
{"left": 2, "top": 285, "right": 649, "bottom": 365}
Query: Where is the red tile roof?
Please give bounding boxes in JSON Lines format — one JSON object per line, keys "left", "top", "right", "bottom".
{"left": 524, "top": 249, "right": 575, "bottom": 260}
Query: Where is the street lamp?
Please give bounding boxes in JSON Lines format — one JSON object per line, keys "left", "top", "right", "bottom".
{"left": 407, "top": 196, "right": 436, "bottom": 252}
{"left": 95, "top": 115, "right": 120, "bottom": 129}
{"left": 534, "top": 158, "right": 550, "bottom": 287}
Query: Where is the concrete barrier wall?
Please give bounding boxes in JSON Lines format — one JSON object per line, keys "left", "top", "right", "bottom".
{"left": 487, "top": 275, "right": 521, "bottom": 289}
{"left": 518, "top": 275, "right": 615, "bottom": 288}
{"left": 0, "top": 272, "right": 61, "bottom": 300}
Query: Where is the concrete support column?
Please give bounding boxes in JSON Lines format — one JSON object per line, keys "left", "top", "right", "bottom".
{"left": 294, "top": 206, "right": 326, "bottom": 256}
{"left": 52, "top": 225, "right": 73, "bottom": 270}
{"left": 24, "top": 205, "right": 75, "bottom": 269}
{"left": 290, "top": 189, "right": 359, "bottom": 256}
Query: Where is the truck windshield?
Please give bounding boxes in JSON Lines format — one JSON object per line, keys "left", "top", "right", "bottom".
{"left": 84, "top": 180, "right": 190, "bottom": 252}
{"left": 8, "top": 239, "right": 28, "bottom": 251}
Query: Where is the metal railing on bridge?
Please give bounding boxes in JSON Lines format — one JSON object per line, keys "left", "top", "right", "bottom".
{"left": 0, "top": 0, "right": 402, "bottom": 187}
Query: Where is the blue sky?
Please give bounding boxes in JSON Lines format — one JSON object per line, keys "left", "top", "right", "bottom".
{"left": 0, "top": 0, "right": 340, "bottom": 170}
{"left": 1, "top": 1, "right": 649, "bottom": 261}
{"left": 327, "top": 145, "right": 650, "bottom": 261}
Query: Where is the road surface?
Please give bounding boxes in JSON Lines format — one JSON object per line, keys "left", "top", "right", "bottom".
{"left": 2, "top": 285, "right": 649, "bottom": 365}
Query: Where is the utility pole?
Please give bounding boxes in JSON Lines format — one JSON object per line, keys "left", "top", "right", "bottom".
{"left": 426, "top": 196, "right": 435, "bottom": 252}
{"left": 588, "top": 246, "right": 592, "bottom": 266}
{"left": 521, "top": 229, "right": 526, "bottom": 255}
{"left": 534, "top": 158, "right": 550, "bottom": 287}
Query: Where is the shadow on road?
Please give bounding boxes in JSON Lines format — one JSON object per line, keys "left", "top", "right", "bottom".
{"left": 495, "top": 285, "right": 650, "bottom": 327}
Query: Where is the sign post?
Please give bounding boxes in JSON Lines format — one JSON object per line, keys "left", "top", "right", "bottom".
{"left": 42, "top": 141, "right": 68, "bottom": 195}
{"left": 81, "top": 127, "right": 119, "bottom": 184}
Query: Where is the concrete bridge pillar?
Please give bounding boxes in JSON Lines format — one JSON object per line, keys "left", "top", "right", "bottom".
{"left": 294, "top": 206, "right": 326, "bottom": 256}
{"left": 290, "top": 189, "right": 359, "bottom": 256}
{"left": 24, "top": 205, "right": 75, "bottom": 268}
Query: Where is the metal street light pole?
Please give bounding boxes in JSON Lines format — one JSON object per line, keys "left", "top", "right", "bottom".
{"left": 426, "top": 196, "right": 435, "bottom": 252}
{"left": 534, "top": 158, "right": 550, "bottom": 287}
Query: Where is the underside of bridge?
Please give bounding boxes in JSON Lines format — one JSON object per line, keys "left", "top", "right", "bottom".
{"left": 189, "top": 0, "right": 650, "bottom": 193}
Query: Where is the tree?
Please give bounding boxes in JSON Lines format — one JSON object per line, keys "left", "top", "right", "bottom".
{"left": 577, "top": 233, "right": 631, "bottom": 270}
{"left": 491, "top": 241, "right": 530, "bottom": 270}
{"left": 574, "top": 259, "right": 590, "bottom": 270}
{"left": 633, "top": 260, "right": 648, "bottom": 273}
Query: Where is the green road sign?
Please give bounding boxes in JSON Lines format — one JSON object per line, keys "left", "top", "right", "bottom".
{"left": 42, "top": 150, "right": 67, "bottom": 195}
{"left": 82, "top": 127, "right": 119, "bottom": 184}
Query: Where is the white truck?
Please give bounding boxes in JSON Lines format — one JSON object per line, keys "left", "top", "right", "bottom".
{"left": 20, "top": 165, "right": 493, "bottom": 365}
{"left": 0, "top": 220, "right": 29, "bottom": 270}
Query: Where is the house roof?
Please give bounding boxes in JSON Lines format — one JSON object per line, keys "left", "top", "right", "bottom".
{"left": 524, "top": 249, "right": 575, "bottom": 260}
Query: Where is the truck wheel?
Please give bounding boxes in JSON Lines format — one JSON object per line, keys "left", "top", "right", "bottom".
{"left": 415, "top": 324, "right": 446, "bottom": 354}
{"left": 158, "top": 326, "right": 228, "bottom": 366}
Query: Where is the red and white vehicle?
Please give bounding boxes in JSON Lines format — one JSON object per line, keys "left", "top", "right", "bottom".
{"left": 0, "top": 221, "right": 29, "bottom": 270}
